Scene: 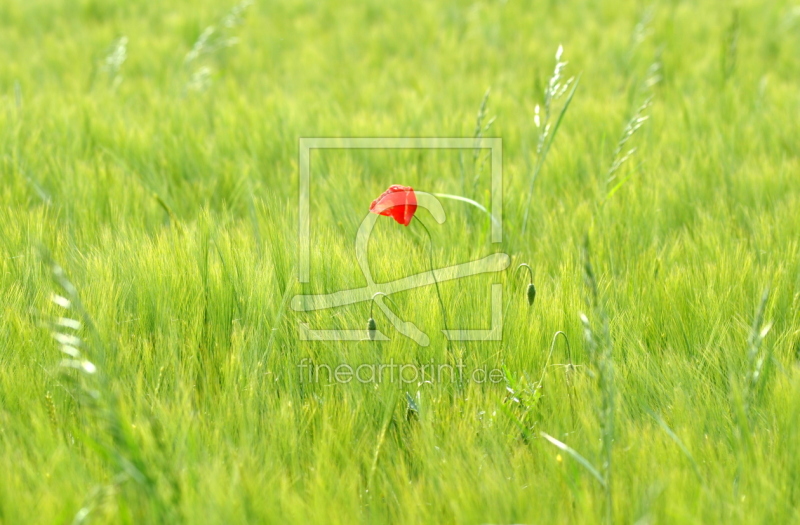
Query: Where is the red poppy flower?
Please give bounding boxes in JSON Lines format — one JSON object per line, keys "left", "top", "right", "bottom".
{"left": 369, "top": 185, "right": 417, "bottom": 226}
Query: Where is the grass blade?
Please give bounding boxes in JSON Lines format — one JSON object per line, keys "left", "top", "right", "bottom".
{"left": 541, "top": 431, "right": 607, "bottom": 488}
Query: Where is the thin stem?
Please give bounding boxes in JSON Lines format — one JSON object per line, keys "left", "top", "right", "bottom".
{"left": 370, "top": 292, "right": 399, "bottom": 318}
{"left": 414, "top": 217, "right": 451, "bottom": 343}
{"left": 370, "top": 292, "right": 386, "bottom": 318}
{"left": 551, "top": 331, "right": 576, "bottom": 431}
{"left": 514, "top": 263, "right": 534, "bottom": 285}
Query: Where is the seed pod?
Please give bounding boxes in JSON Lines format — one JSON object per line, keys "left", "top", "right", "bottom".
{"left": 367, "top": 317, "right": 377, "bottom": 341}
{"left": 527, "top": 283, "right": 536, "bottom": 306}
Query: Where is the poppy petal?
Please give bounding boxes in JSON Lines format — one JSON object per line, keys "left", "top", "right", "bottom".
{"left": 369, "top": 185, "right": 417, "bottom": 226}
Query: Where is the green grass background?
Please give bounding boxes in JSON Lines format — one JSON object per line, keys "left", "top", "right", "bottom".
{"left": 1, "top": 0, "right": 800, "bottom": 523}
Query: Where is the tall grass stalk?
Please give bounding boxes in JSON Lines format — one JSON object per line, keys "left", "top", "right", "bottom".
{"left": 42, "top": 253, "right": 170, "bottom": 523}
{"left": 521, "top": 46, "right": 580, "bottom": 235}
{"left": 580, "top": 238, "right": 615, "bottom": 525}
{"left": 602, "top": 96, "right": 652, "bottom": 204}
{"left": 471, "top": 87, "right": 496, "bottom": 199}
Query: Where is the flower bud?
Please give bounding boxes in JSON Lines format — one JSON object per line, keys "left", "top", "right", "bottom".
{"left": 367, "top": 317, "right": 377, "bottom": 341}
{"left": 527, "top": 283, "right": 536, "bottom": 306}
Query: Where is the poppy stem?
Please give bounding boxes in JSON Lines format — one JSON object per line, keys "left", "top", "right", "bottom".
{"left": 413, "top": 217, "right": 451, "bottom": 343}
{"left": 514, "top": 263, "right": 534, "bottom": 285}
{"left": 370, "top": 292, "right": 399, "bottom": 318}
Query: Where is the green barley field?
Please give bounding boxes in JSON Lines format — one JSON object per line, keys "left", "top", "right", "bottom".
{"left": 2, "top": 0, "right": 799, "bottom": 523}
